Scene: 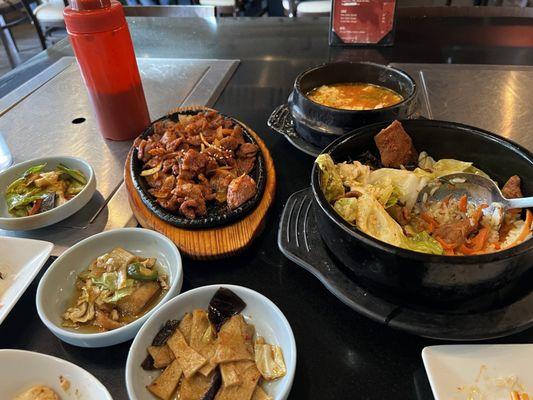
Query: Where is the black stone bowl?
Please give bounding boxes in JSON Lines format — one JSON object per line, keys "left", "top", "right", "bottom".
{"left": 311, "top": 119, "right": 533, "bottom": 312}
{"left": 130, "top": 110, "right": 266, "bottom": 229}
{"left": 289, "top": 62, "right": 418, "bottom": 148}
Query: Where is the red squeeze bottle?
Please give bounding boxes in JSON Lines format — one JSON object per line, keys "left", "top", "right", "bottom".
{"left": 64, "top": 0, "right": 150, "bottom": 141}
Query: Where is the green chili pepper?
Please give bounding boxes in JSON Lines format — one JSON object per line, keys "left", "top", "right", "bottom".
{"left": 127, "top": 262, "right": 158, "bottom": 281}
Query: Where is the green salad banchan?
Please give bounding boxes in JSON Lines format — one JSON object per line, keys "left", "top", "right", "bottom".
{"left": 5, "top": 163, "right": 87, "bottom": 217}
{"left": 316, "top": 121, "right": 532, "bottom": 256}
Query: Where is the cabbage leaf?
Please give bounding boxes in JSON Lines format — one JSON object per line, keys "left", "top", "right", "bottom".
{"left": 368, "top": 168, "right": 428, "bottom": 210}
{"left": 355, "top": 193, "right": 406, "bottom": 247}
{"left": 415, "top": 154, "right": 490, "bottom": 180}
{"left": 316, "top": 154, "right": 344, "bottom": 202}
{"left": 333, "top": 197, "right": 358, "bottom": 224}
{"left": 402, "top": 231, "right": 444, "bottom": 255}
{"left": 336, "top": 160, "right": 371, "bottom": 190}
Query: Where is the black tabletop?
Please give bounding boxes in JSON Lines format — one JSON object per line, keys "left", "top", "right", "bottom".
{"left": 2, "top": 11, "right": 533, "bottom": 400}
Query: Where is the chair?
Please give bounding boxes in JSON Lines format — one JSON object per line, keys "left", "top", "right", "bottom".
{"left": 196, "top": 0, "right": 266, "bottom": 17}
{"left": 0, "top": 0, "right": 46, "bottom": 68}
{"left": 33, "top": 0, "right": 67, "bottom": 45}
{"left": 123, "top": 4, "right": 216, "bottom": 17}
{"left": 196, "top": 0, "right": 236, "bottom": 16}
{"left": 282, "top": 0, "right": 330, "bottom": 17}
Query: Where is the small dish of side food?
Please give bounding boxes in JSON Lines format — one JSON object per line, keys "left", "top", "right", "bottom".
{"left": 36, "top": 228, "right": 183, "bottom": 348}
{"left": 131, "top": 109, "right": 266, "bottom": 228}
{"left": 61, "top": 247, "right": 169, "bottom": 333}
{"left": 0, "top": 156, "right": 96, "bottom": 231}
{"left": 126, "top": 285, "right": 296, "bottom": 400}
{"left": 422, "top": 345, "right": 533, "bottom": 400}
{"left": 0, "top": 349, "right": 112, "bottom": 400}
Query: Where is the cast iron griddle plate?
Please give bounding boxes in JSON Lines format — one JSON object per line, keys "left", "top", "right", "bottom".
{"left": 131, "top": 110, "right": 266, "bottom": 229}
{"left": 278, "top": 188, "right": 533, "bottom": 341}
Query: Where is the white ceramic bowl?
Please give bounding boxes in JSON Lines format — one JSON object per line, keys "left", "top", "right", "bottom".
{"left": 0, "top": 349, "right": 112, "bottom": 399}
{"left": 36, "top": 228, "right": 183, "bottom": 348}
{"left": 0, "top": 156, "right": 96, "bottom": 231}
{"left": 126, "top": 284, "right": 296, "bottom": 400}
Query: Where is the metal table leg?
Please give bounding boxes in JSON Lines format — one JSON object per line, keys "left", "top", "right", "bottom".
{"left": 0, "top": 14, "right": 22, "bottom": 68}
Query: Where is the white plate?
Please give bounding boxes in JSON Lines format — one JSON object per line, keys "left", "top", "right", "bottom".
{"left": 36, "top": 228, "right": 183, "bottom": 348}
{"left": 422, "top": 344, "right": 533, "bottom": 400}
{"left": 126, "top": 284, "right": 297, "bottom": 400}
{"left": 0, "top": 349, "right": 112, "bottom": 399}
{"left": 0, "top": 237, "right": 52, "bottom": 325}
{"left": 0, "top": 156, "right": 96, "bottom": 231}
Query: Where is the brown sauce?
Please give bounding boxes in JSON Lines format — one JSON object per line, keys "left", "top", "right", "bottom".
{"left": 306, "top": 82, "right": 403, "bottom": 110}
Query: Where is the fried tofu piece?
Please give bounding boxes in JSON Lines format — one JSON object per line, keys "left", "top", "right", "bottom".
{"left": 252, "top": 386, "right": 273, "bottom": 400}
{"left": 374, "top": 120, "right": 418, "bottom": 167}
{"left": 148, "top": 344, "right": 175, "bottom": 369}
{"left": 211, "top": 315, "right": 254, "bottom": 364}
{"left": 214, "top": 361, "right": 261, "bottom": 400}
{"left": 220, "top": 362, "right": 241, "bottom": 387}
{"left": 190, "top": 309, "right": 218, "bottom": 376}
{"left": 179, "top": 312, "right": 193, "bottom": 344}
{"left": 106, "top": 247, "right": 137, "bottom": 267}
{"left": 179, "top": 369, "right": 221, "bottom": 400}
{"left": 117, "top": 281, "right": 161, "bottom": 315}
{"left": 167, "top": 328, "right": 207, "bottom": 378}
{"left": 147, "top": 359, "right": 183, "bottom": 400}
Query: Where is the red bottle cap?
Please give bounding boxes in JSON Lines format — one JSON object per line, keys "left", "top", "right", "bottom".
{"left": 64, "top": 0, "right": 125, "bottom": 34}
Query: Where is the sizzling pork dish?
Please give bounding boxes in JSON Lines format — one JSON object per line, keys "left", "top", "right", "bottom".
{"left": 136, "top": 111, "right": 260, "bottom": 220}
{"left": 141, "top": 288, "right": 286, "bottom": 400}
{"left": 306, "top": 82, "right": 403, "bottom": 110}
{"left": 317, "top": 121, "right": 532, "bottom": 256}
{"left": 5, "top": 163, "right": 87, "bottom": 217}
{"left": 62, "top": 248, "right": 168, "bottom": 332}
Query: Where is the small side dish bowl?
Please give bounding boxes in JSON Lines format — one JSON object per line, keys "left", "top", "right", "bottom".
{"left": 125, "top": 284, "right": 296, "bottom": 400}
{"left": 0, "top": 349, "right": 113, "bottom": 399}
{"left": 36, "top": 228, "right": 183, "bottom": 348}
{"left": 289, "top": 62, "right": 418, "bottom": 147}
{"left": 0, "top": 156, "right": 96, "bottom": 231}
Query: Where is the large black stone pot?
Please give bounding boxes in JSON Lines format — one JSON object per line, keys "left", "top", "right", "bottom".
{"left": 289, "top": 62, "right": 418, "bottom": 148}
{"left": 311, "top": 119, "right": 533, "bottom": 312}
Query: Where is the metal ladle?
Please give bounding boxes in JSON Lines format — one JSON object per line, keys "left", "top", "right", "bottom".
{"left": 417, "top": 173, "right": 533, "bottom": 216}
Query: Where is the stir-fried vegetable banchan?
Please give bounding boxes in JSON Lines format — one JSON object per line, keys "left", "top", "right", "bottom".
{"left": 62, "top": 248, "right": 168, "bottom": 332}
{"left": 316, "top": 121, "right": 533, "bottom": 256}
{"left": 5, "top": 163, "right": 87, "bottom": 217}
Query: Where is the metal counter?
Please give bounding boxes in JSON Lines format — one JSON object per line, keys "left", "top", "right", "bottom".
{"left": 0, "top": 57, "right": 238, "bottom": 255}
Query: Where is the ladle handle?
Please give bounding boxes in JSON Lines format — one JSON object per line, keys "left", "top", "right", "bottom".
{"left": 507, "top": 197, "right": 533, "bottom": 209}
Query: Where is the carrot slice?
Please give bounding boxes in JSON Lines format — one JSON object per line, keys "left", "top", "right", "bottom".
{"left": 459, "top": 195, "right": 468, "bottom": 212}
{"left": 435, "top": 236, "right": 456, "bottom": 250}
{"left": 421, "top": 212, "right": 439, "bottom": 227}
{"left": 471, "top": 204, "right": 488, "bottom": 229}
{"left": 459, "top": 227, "right": 490, "bottom": 254}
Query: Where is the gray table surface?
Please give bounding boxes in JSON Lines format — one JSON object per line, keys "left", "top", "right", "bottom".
{"left": 1, "top": 14, "right": 533, "bottom": 400}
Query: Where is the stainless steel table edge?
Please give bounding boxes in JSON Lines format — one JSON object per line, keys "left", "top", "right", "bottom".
{"left": 0, "top": 57, "right": 240, "bottom": 117}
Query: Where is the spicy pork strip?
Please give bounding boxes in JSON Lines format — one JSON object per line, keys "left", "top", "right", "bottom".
{"left": 502, "top": 175, "right": 523, "bottom": 200}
